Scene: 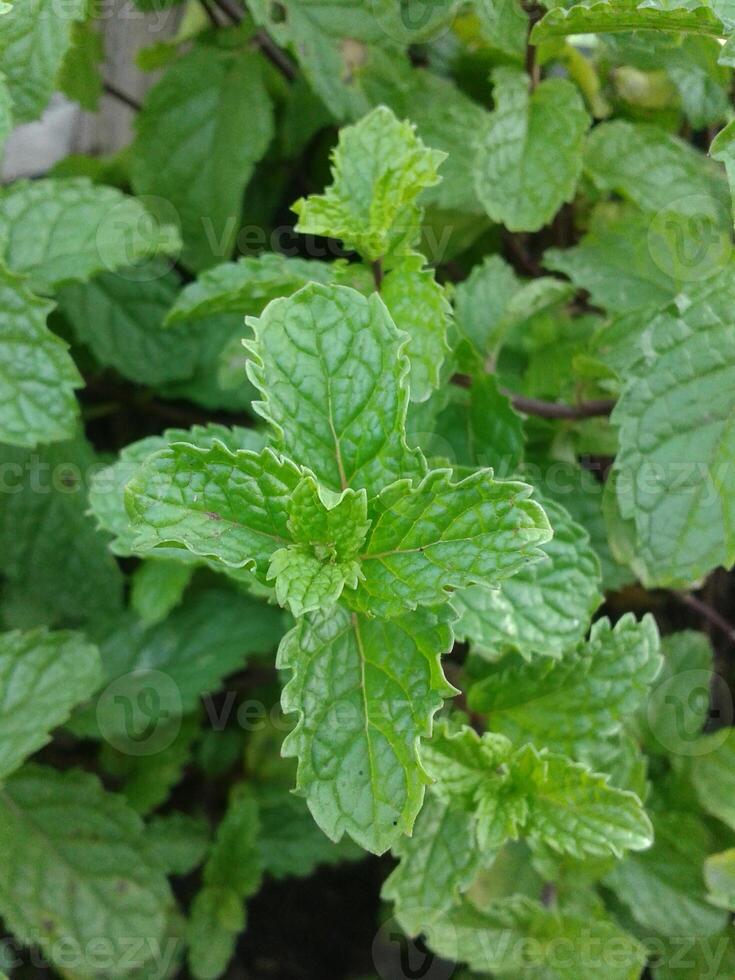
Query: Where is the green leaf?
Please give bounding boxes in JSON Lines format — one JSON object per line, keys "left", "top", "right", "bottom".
{"left": 454, "top": 497, "right": 602, "bottom": 660}
{"left": 475, "top": 0, "right": 528, "bottom": 59}
{"left": 421, "top": 725, "right": 652, "bottom": 858}
{"left": 188, "top": 788, "right": 262, "bottom": 980}
{"left": 0, "top": 0, "right": 86, "bottom": 121}
{"left": 352, "top": 468, "right": 551, "bottom": 618}
{"left": 710, "top": 117, "right": 735, "bottom": 226}
{"left": 132, "top": 44, "right": 274, "bottom": 271}
{"left": 531, "top": 0, "right": 726, "bottom": 42}
{"left": 382, "top": 792, "right": 481, "bottom": 935}
{"left": 705, "top": 849, "right": 735, "bottom": 910}
{"left": 278, "top": 604, "right": 457, "bottom": 854}
{"left": 287, "top": 476, "right": 370, "bottom": 560}
{"left": 146, "top": 812, "right": 210, "bottom": 876}
{"left": 424, "top": 894, "right": 647, "bottom": 978}
{"left": 453, "top": 254, "right": 521, "bottom": 364}
{"left": 292, "top": 106, "right": 446, "bottom": 262}
{"left": 266, "top": 477, "right": 370, "bottom": 615}
{"left": 248, "top": 0, "right": 406, "bottom": 120}
{"left": 255, "top": 784, "right": 363, "bottom": 880}
{"left": 431, "top": 376, "right": 525, "bottom": 475}
{"left": 164, "top": 253, "right": 337, "bottom": 325}
{"left": 584, "top": 119, "right": 729, "bottom": 222}
{"left": 72, "top": 588, "right": 285, "bottom": 745}
{"left": 0, "top": 72, "right": 13, "bottom": 158}
{"left": 246, "top": 282, "right": 425, "bottom": 494}
{"left": 691, "top": 728, "right": 735, "bottom": 832}
{"left": 57, "top": 17, "right": 103, "bottom": 111}
{"left": 125, "top": 443, "right": 303, "bottom": 578}
{"left": 0, "top": 629, "right": 100, "bottom": 780}
{"left": 474, "top": 68, "right": 590, "bottom": 232}
{"left": 508, "top": 745, "right": 653, "bottom": 859}
{"left": 0, "top": 435, "right": 124, "bottom": 627}
{"left": 130, "top": 559, "right": 194, "bottom": 627}
{"left": 57, "top": 266, "right": 213, "bottom": 387}
{"left": 538, "top": 461, "right": 634, "bottom": 592}
{"left": 606, "top": 809, "right": 728, "bottom": 937}
{"left": 611, "top": 277, "right": 735, "bottom": 586}
{"left": 380, "top": 253, "right": 451, "bottom": 403}
{"left": 0, "top": 263, "right": 81, "bottom": 447}
{"left": 0, "top": 178, "right": 181, "bottom": 293}
{"left": 109, "top": 713, "right": 200, "bottom": 816}
{"left": 468, "top": 614, "right": 662, "bottom": 760}
{"left": 89, "top": 423, "right": 265, "bottom": 557}
{"left": 544, "top": 205, "right": 681, "bottom": 314}
{"left": 642, "top": 630, "right": 713, "bottom": 757}
{"left": 377, "top": 65, "right": 492, "bottom": 214}
{"left": 0, "top": 765, "right": 173, "bottom": 978}
{"left": 267, "top": 546, "right": 362, "bottom": 617}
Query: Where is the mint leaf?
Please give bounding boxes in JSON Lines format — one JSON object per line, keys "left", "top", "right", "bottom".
{"left": 125, "top": 443, "right": 303, "bottom": 576}
{"left": 422, "top": 725, "right": 652, "bottom": 858}
{"left": 246, "top": 282, "right": 425, "bottom": 494}
{"left": 454, "top": 497, "right": 602, "bottom": 660}
{"left": 72, "top": 588, "right": 285, "bottom": 745}
{"left": 474, "top": 68, "right": 590, "bottom": 232}
{"left": 352, "top": 468, "right": 551, "bottom": 618}
{"left": 509, "top": 745, "right": 653, "bottom": 859}
{"left": 584, "top": 119, "right": 729, "bottom": 220}
{"left": 0, "top": 179, "right": 181, "bottom": 292}
{"left": 268, "top": 546, "right": 362, "bottom": 617}
{"left": 453, "top": 254, "right": 521, "bottom": 364}
{"left": 255, "top": 784, "right": 363, "bottom": 880}
{"left": 58, "top": 267, "right": 208, "bottom": 386}
{"left": 643, "top": 630, "right": 713, "bottom": 756}
{"left": 57, "top": 18, "right": 103, "bottom": 112}
{"left": 130, "top": 560, "right": 194, "bottom": 627}
{"left": 544, "top": 205, "right": 680, "bottom": 314}
{"left": 0, "top": 765, "right": 173, "bottom": 978}
{"left": 0, "top": 263, "right": 81, "bottom": 447}
{"left": 0, "top": 0, "right": 86, "bottom": 121}
{"left": 691, "top": 728, "right": 735, "bottom": 832}
{"left": 113, "top": 715, "right": 200, "bottom": 816}
{"left": 0, "top": 435, "right": 124, "bottom": 627}
{"left": 606, "top": 809, "right": 728, "bottom": 937}
{"left": 89, "top": 424, "right": 265, "bottom": 558}
{"left": 132, "top": 44, "right": 273, "bottom": 271}
{"left": 188, "top": 788, "right": 262, "bottom": 980}
{"left": 248, "top": 1, "right": 404, "bottom": 120}
{"left": 468, "top": 614, "right": 662, "bottom": 759}
{"left": 279, "top": 604, "right": 457, "bottom": 854}
{"left": 165, "top": 254, "right": 337, "bottom": 325}
{"left": 532, "top": 0, "right": 725, "bottom": 42}
{"left": 381, "top": 792, "right": 481, "bottom": 935}
{"left": 611, "top": 277, "right": 735, "bottom": 585}
{"left": 380, "top": 253, "right": 451, "bottom": 403}
{"left": 705, "top": 849, "right": 735, "bottom": 910}
{"left": 424, "top": 894, "right": 647, "bottom": 978}
{"left": 0, "top": 629, "right": 100, "bottom": 779}
{"left": 292, "top": 106, "right": 445, "bottom": 262}
{"left": 147, "top": 813, "right": 210, "bottom": 876}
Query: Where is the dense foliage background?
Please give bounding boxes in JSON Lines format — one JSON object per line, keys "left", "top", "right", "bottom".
{"left": 0, "top": 0, "right": 734, "bottom": 978}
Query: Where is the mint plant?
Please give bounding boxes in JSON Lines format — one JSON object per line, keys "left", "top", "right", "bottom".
{"left": 0, "top": 1, "right": 734, "bottom": 978}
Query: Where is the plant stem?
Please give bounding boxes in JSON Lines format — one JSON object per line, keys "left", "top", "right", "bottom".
{"left": 371, "top": 258, "right": 384, "bottom": 291}
{"left": 503, "top": 391, "right": 615, "bottom": 420}
{"left": 672, "top": 591, "right": 735, "bottom": 645}
{"left": 103, "top": 81, "right": 141, "bottom": 112}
